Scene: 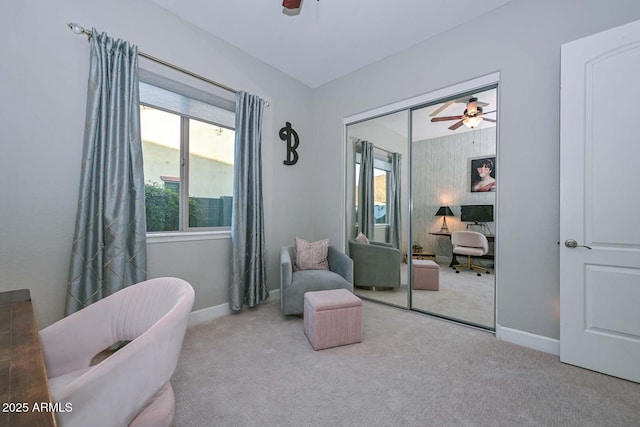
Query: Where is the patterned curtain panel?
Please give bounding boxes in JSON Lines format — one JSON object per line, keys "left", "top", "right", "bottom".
{"left": 66, "top": 29, "right": 147, "bottom": 315}
{"left": 358, "top": 141, "right": 375, "bottom": 239}
{"left": 230, "top": 91, "right": 269, "bottom": 311}
{"left": 389, "top": 152, "right": 402, "bottom": 249}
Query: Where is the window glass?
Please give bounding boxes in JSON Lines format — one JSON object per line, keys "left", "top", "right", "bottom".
{"left": 141, "top": 107, "right": 181, "bottom": 232}
{"left": 374, "top": 167, "right": 388, "bottom": 224}
{"left": 140, "top": 83, "right": 235, "bottom": 233}
{"left": 188, "top": 119, "right": 235, "bottom": 227}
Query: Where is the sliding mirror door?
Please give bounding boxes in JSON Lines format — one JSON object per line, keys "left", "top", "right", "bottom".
{"left": 410, "top": 86, "right": 497, "bottom": 329}
{"left": 346, "top": 111, "right": 409, "bottom": 307}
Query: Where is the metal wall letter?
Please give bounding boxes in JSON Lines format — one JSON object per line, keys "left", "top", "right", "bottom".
{"left": 279, "top": 121, "right": 299, "bottom": 165}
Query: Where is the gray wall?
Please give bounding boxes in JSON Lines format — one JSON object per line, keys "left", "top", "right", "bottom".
{"left": 310, "top": 0, "right": 640, "bottom": 339}
{"left": 0, "top": 0, "right": 314, "bottom": 327}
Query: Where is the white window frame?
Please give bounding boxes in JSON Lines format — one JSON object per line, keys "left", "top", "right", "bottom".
{"left": 139, "top": 71, "right": 236, "bottom": 240}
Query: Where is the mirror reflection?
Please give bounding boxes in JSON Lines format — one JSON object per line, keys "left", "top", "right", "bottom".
{"left": 410, "top": 87, "right": 497, "bottom": 329}
{"left": 346, "top": 111, "right": 409, "bottom": 307}
{"left": 345, "top": 86, "right": 497, "bottom": 330}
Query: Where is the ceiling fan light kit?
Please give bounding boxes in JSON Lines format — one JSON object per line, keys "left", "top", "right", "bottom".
{"left": 430, "top": 97, "right": 496, "bottom": 131}
{"left": 463, "top": 115, "right": 483, "bottom": 128}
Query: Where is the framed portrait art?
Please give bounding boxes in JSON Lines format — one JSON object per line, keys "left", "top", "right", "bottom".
{"left": 470, "top": 156, "right": 496, "bottom": 192}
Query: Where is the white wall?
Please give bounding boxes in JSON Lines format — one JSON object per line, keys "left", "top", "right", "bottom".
{"left": 0, "top": 0, "right": 313, "bottom": 327}
{"left": 310, "top": 0, "right": 640, "bottom": 339}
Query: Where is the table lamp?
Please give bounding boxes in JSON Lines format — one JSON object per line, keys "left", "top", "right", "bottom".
{"left": 435, "top": 206, "right": 454, "bottom": 232}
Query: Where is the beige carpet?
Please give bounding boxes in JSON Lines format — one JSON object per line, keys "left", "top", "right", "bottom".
{"left": 355, "top": 259, "right": 495, "bottom": 328}
{"left": 171, "top": 298, "right": 640, "bottom": 427}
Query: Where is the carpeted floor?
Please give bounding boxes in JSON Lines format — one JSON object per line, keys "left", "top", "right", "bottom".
{"left": 355, "top": 259, "right": 495, "bottom": 328}
{"left": 171, "top": 298, "right": 640, "bottom": 427}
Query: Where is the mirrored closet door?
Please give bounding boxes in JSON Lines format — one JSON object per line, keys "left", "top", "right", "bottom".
{"left": 345, "top": 111, "right": 410, "bottom": 308}
{"left": 344, "top": 79, "right": 498, "bottom": 331}
{"left": 409, "top": 86, "right": 497, "bottom": 329}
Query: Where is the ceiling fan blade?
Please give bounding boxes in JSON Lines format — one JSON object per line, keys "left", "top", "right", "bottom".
{"left": 431, "top": 115, "right": 463, "bottom": 122}
{"left": 482, "top": 110, "right": 496, "bottom": 115}
{"left": 429, "top": 100, "right": 455, "bottom": 117}
{"left": 477, "top": 101, "right": 489, "bottom": 108}
{"left": 449, "top": 120, "right": 465, "bottom": 130}
{"left": 483, "top": 118, "right": 497, "bottom": 123}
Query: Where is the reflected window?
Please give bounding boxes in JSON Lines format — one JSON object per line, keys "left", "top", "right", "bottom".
{"left": 355, "top": 151, "right": 392, "bottom": 226}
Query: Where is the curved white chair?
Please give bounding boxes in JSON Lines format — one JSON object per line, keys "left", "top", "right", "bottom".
{"left": 39, "top": 277, "right": 195, "bottom": 427}
{"left": 451, "top": 231, "right": 491, "bottom": 276}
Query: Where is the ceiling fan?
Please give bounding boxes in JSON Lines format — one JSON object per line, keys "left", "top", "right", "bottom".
{"left": 430, "top": 97, "right": 496, "bottom": 131}
{"left": 429, "top": 96, "right": 488, "bottom": 117}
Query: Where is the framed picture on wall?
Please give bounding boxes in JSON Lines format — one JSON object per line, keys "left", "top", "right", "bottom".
{"left": 470, "top": 156, "right": 496, "bottom": 192}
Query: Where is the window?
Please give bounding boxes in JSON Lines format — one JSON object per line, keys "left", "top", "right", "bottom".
{"left": 354, "top": 150, "right": 392, "bottom": 226}
{"left": 373, "top": 166, "right": 389, "bottom": 224}
{"left": 139, "top": 76, "right": 235, "bottom": 233}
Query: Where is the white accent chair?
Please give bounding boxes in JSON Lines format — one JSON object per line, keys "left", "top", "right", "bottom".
{"left": 451, "top": 231, "right": 491, "bottom": 276}
{"left": 39, "top": 277, "right": 195, "bottom": 427}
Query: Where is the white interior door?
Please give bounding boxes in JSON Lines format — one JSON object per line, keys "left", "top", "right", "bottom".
{"left": 560, "top": 19, "right": 640, "bottom": 383}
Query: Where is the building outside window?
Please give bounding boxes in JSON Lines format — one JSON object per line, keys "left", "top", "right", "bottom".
{"left": 139, "top": 77, "right": 235, "bottom": 233}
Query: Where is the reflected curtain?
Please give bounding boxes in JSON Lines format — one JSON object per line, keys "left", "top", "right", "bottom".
{"left": 230, "top": 91, "right": 269, "bottom": 311}
{"left": 358, "top": 140, "right": 375, "bottom": 238}
{"left": 66, "top": 29, "right": 147, "bottom": 315}
{"left": 388, "top": 152, "right": 402, "bottom": 249}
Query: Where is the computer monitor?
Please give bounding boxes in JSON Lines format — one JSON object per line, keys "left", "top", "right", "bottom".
{"left": 460, "top": 204, "right": 494, "bottom": 223}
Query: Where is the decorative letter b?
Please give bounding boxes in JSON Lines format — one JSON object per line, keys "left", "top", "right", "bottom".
{"left": 279, "top": 121, "right": 299, "bottom": 165}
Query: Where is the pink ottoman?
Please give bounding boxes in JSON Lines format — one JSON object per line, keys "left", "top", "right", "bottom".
{"left": 413, "top": 260, "right": 439, "bottom": 291}
{"left": 304, "top": 289, "right": 362, "bottom": 350}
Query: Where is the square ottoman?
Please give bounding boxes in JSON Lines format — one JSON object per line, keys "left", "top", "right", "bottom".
{"left": 303, "top": 289, "right": 362, "bottom": 350}
{"left": 413, "top": 259, "right": 439, "bottom": 291}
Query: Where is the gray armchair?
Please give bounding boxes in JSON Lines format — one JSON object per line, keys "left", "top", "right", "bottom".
{"left": 349, "top": 239, "right": 401, "bottom": 289}
{"left": 280, "top": 245, "right": 353, "bottom": 316}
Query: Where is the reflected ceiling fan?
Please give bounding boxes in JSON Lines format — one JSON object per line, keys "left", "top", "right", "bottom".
{"left": 430, "top": 97, "right": 496, "bottom": 131}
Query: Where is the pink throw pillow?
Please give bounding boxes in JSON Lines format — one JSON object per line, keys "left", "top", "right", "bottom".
{"left": 294, "top": 237, "right": 329, "bottom": 271}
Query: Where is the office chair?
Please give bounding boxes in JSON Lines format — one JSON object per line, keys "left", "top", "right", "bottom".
{"left": 451, "top": 231, "right": 491, "bottom": 276}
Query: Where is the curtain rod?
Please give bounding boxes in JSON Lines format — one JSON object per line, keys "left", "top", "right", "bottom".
{"left": 351, "top": 137, "right": 395, "bottom": 156}
{"left": 67, "top": 22, "right": 269, "bottom": 107}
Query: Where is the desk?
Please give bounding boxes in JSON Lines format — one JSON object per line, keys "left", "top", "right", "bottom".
{"left": 0, "top": 289, "right": 57, "bottom": 427}
{"left": 429, "top": 232, "right": 495, "bottom": 267}
{"left": 412, "top": 251, "right": 436, "bottom": 261}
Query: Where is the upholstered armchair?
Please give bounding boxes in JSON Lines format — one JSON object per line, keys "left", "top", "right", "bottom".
{"left": 280, "top": 245, "right": 353, "bottom": 316}
{"left": 39, "top": 277, "right": 195, "bottom": 427}
{"left": 349, "top": 239, "right": 401, "bottom": 289}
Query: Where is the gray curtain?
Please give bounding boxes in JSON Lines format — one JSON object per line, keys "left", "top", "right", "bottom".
{"left": 358, "top": 140, "right": 375, "bottom": 238}
{"left": 388, "top": 152, "right": 402, "bottom": 249}
{"left": 66, "top": 29, "right": 147, "bottom": 315}
{"left": 230, "top": 91, "right": 268, "bottom": 311}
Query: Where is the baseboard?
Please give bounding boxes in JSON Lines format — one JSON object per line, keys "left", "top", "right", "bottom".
{"left": 496, "top": 324, "right": 560, "bottom": 355}
{"left": 188, "top": 303, "right": 231, "bottom": 327}
{"left": 188, "top": 289, "right": 280, "bottom": 327}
